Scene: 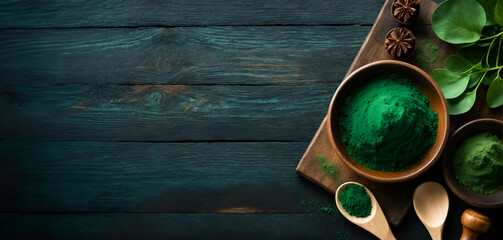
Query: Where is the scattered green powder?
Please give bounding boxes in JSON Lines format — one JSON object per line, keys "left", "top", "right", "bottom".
{"left": 338, "top": 184, "right": 372, "bottom": 218}
{"left": 182, "top": 104, "right": 193, "bottom": 113}
{"left": 339, "top": 74, "right": 438, "bottom": 171}
{"left": 299, "top": 199, "right": 349, "bottom": 237}
{"left": 299, "top": 199, "right": 339, "bottom": 215}
{"left": 336, "top": 231, "right": 350, "bottom": 240}
{"left": 309, "top": 200, "right": 338, "bottom": 215}
{"left": 319, "top": 204, "right": 337, "bottom": 215}
{"left": 414, "top": 39, "right": 440, "bottom": 70}
{"left": 453, "top": 132, "right": 503, "bottom": 195}
{"left": 315, "top": 155, "right": 340, "bottom": 180}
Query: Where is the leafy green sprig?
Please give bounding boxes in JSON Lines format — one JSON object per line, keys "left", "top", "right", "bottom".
{"left": 431, "top": 0, "right": 503, "bottom": 115}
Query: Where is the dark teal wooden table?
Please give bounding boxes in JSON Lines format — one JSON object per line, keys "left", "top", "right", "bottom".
{"left": 0, "top": 1, "right": 501, "bottom": 239}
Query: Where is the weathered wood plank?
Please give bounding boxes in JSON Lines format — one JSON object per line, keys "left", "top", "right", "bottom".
{"left": 0, "top": 0, "right": 384, "bottom": 28}
{"left": 1, "top": 200, "right": 499, "bottom": 240}
{"left": 0, "top": 213, "right": 382, "bottom": 240}
{"left": 0, "top": 85, "right": 334, "bottom": 141}
{"left": 0, "top": 26, "right": 369, "bottom": 85}
{"left": 1, "top": 141, "right": 498, "bottom": 239}
{"left": 1, "top": 206, "right": 500, "bottom": 240}
{"left": 0, "top": 141, "right": 337, "bottom": 212}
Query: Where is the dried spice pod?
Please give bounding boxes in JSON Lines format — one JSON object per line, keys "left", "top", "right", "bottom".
{"left": 385, "top": 27, "right": 416, "bottom": 59}
{"left": 392, "top": 0, "right": 420, "bottom": 24}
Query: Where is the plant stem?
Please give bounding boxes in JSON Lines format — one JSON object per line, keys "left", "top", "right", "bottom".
{"left": 479, "top": 31, "right": 503, "bottom": 41}
{"left": 497, "top": 35, "right": 502, "bottom": 66}
{"left": 475, "top": 71, "right": 487, "bottom": 91}
{"left": 457, "top": 31, "right": 503, "bottom": 49}
{"left": 467, "top": 66, "right": 503, "bottom": 76}
{"left": 458, "top": 42, "right": 477, "bottom": 48}
{"left": 486, "top": 37, "right": 498, "bottom": 67}
{"left": 461, "top": 64, "right": 481, "bottom": 75}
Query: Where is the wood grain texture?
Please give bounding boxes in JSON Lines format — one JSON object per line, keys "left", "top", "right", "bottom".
{"left": 0, "top": 141, "right": 338, "bottom": 212}
{"left": 296, "top": 0, "right": 460, "bottom": 227}
{"left": 0, "top": 213, "right": 378, "bottom": 240}
{"left": 0, "top": 0, "right": 385, "bottom": 28}
{"left": 0, "top": 26, "right": 369, "bottom": 85}
{"left": 2, "top": 195, "right": 502, "bottom": 240}
{"left": 3, "top": 0, "right": 502, "bottom": 239}
{"left": 0, "top": 85, "right": 334, "bottom": 141}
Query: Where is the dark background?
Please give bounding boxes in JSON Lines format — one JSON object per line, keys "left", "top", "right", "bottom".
{"left": 0, "top": 0, "right": 501, "bottom": 239}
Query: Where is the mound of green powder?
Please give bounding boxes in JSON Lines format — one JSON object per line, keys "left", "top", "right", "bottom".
{"left": 339, "top": 74, "right": 438, "bottom": 171}
{"left": 338, "top": 184, "right": 372, "bottom": 218}
{"left": 453, "top": 132, "right": 503, "bottom": 195}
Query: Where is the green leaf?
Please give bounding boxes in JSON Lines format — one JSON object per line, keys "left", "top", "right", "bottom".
{"left": 482, "top": 70, "right": 499, "bottom": 85}
{"left": 458, "top": 46, "right": 487, "bottom": 64}
{"left": 468, "top": 72, "right": 483, "bottom": 88}
{"left": 487, "top": 76, "right": 503, "bottom": 107}
{"left": 432, "top": 0, "right": 485, "bottom": 44}
{"left": 431, "top": 69, "right": 470, "bottom": 99}
{"left": 495, "top": 0, "right": 503, "bottom": 26}
{"left": 476, "top": 0, "right": 499, "bottom": 25}
{"left": 445, "top": 55, "right": 475, "bottom": 73}
{"left": 447, "top": 90, "right": 477, "bottom": 115}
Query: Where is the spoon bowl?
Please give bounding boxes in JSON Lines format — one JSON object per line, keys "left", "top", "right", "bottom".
{"left": 335, "top": 182, "right": 396, "bottom": 240}
{"left": 413, "top": 182, "right": 449, "bottom": 240}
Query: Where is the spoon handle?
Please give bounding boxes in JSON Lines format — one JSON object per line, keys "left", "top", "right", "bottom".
{"left": 381, "top": 230, "right": 396, "bottom": 240}
{"left": 460, "top": 209, "right": 490, "bottom": 240}
{"left": 427, "top": 226, "right": 443, "bottom": 240}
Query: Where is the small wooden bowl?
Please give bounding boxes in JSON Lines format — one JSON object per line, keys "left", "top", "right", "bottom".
{"left": 442, "top": 118, "right": 503, "bottom": 208}
{"left": 327, "top": 60, "right": 449, "bottom": 183}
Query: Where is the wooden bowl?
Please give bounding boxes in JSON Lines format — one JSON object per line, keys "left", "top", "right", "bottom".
{"left": 327, "top": 60, "right": 449, "bottom": 183}
{"left": 442, "top": 118, "right": 503, "bottom": 208}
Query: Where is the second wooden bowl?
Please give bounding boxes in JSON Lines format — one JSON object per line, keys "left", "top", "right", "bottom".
{"left": 327, "top": 60, "right": 449, "bottom": 183}
{"left": 442, "top": 118, "right": 503, "bottom": 208}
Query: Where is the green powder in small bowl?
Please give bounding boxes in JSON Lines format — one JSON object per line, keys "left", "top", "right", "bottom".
{"left": 338, "top": 184, "right": 372, "bottom": 218}
{"left": 453, "top": 132, "right": 503, "bottom": 195}
{"left": 339, "top": 73, "right": 438, "bottom": 171}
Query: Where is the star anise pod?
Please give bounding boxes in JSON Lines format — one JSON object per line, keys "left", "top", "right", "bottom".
{"left": 392, "top": 0, "right": 420, "bottom": 24}
{"left": 385, "top": 27, "right": 416, "bottom": 59}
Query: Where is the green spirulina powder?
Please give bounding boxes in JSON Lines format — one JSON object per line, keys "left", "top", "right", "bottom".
{"left": 338, "top": 184, "right": 372, "bottom": 218}
{"left": 315, "top": 155, "right": 340, "bottom": 180}
{"left": 339, "top": 74, "right": 438, "bottom": 171}
{"left": 453, "top": 132, "right": 503, "bottom": 195}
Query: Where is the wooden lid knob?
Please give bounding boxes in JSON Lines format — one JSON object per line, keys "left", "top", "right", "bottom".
{"left": 460, "top": 209, "right": 491, "bottom": 240}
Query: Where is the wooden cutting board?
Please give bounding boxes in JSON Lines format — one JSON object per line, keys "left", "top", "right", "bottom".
{"left": 296, "top": 0, "right": 457, "bottom": 227}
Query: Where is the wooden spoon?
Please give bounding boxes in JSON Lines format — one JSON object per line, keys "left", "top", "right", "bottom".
{"left": 413, "top": 181, "right": 449, "bottom": 240}
{"left": 459, "top": 209, "right": 491, "bottom": 240}
{"left": 335, "top": 182, "right": 396, "bottom": 240}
